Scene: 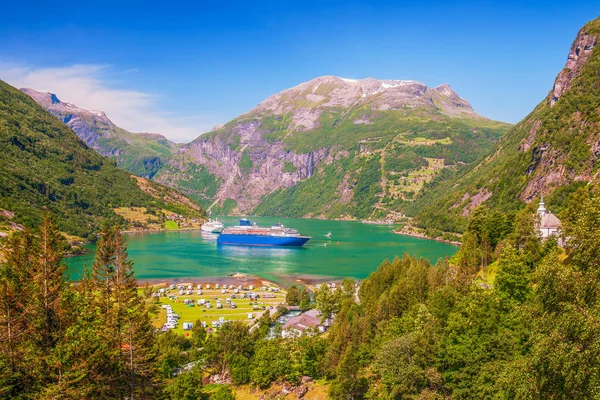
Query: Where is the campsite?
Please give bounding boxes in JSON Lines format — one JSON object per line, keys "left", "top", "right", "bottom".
{"left": 152, "top": 282, "right": 287, "bottom": 334}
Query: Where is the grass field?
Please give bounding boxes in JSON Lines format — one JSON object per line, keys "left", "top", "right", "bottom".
{"left": 164, "top": 220, "right": 179, "bottom": 230}
{"left": 402, "top": 136, "right": 453, "bottom": 146}
{"left": 114, "top": 206, "right": 203, "bottom": 231}
{"left": 385, "top": 157, "right": 447, "bottom": 200}
{"left": 152, "top": 283, "right": 287, "bottom": 335}
{"left": 114, "top": 207, "right": 160, "bottom": 223}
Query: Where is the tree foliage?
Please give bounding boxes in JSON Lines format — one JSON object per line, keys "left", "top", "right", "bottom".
{"left": 4, "top": 168, "right": 600, "bottom": 399}
{"left": 0, "top": 80, "right": 205, "bottom": 239}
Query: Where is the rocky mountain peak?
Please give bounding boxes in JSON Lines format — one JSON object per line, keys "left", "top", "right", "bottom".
{"left": 433, "top": 83, "right": 455, "bottom": 97}
{"left": 250, "top": 75, "right": 482, "bottom": 132}
{"left": 20, "top": 88, "right": 114, "bottom": 126}
{"left": 21, "top": 88, "right": 62, "bottom": 108}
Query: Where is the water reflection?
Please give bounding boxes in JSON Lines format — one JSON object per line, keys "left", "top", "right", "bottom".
{"left": 66, "top": 216, "right": 458, "bottom": 284}
{"left": 216, "top": 244, "right": 305, "bottom": 259}
{"left": 199, "top": 232, "right": 219, "bottom": 241}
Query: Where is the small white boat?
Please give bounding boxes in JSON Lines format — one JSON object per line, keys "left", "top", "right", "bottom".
{"left": 325, "top": 231, "right": 332, "bottom": 238}
{"left": 201, "top": 218, "right": 224, "bottom": 233}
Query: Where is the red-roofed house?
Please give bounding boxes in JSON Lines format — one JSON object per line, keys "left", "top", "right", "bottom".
{"left": 282, "top": 309, "right": 328, "bottom": 338}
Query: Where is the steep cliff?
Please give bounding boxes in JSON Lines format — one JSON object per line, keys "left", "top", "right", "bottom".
{"left": 411, "top": 16, "right": 600, "bottom": 235}
{"left": 155, "top": 76, "right": 510, "bottom": 218}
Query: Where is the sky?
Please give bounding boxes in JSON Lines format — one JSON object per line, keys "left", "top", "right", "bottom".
{"left": 0, "top": 0, "right": 598, "bottom": 142}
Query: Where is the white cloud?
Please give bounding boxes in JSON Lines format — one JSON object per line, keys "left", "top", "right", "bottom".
{"left": 0, "top": 63, "right": 216, "bottom": 143}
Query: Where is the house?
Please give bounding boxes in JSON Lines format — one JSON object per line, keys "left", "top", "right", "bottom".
{"left": 537, "top": 197, "right": 561, "bottom": 239}
{"left": 282, "top": 309, "right": 327, "bottom": 338}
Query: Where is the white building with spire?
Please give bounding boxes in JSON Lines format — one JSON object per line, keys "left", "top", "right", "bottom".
{"left": 537, "top": 197, "right": 561, "bottom": 238}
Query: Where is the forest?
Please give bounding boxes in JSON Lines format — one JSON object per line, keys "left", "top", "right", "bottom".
{"left": 0, "top": 80, "right": 206, "bottom": 240}
{"left": 1, "top": 184, "right": 600, "bottom": 399}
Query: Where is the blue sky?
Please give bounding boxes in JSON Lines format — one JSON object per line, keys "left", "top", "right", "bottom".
{"left": 0, "top": 0, "right": 598, "bottom": 142}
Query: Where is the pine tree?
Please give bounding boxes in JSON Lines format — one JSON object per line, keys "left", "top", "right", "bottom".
{"left": 88, "top": 224, "right": 157, "bottom": 399}
{"left": 0, "top": 229, "right": 35, "bottom": 395}
{"left": 29, "top": 215, "right": 72, "bottom": 386}
{"left": 125, "top": 304, "right": 158, "bottom": 399}
{"left": 112, "top": 230, "right": 157, "bottom": 399}
{"left": 92, "top": 224, "right": 117, "bottom": 329}
{"left": 86, "top": 224, "right": 124, "bottom": 395}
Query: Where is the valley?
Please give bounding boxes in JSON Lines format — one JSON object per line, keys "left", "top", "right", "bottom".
{"left": 24, "top": 77, "right": 510, "bottom": 223}
{"left": 12, "top": 15, "right": 600, "bottom": 242}
{"left": 2, "top": 4, "right": 600, "bottom": 399}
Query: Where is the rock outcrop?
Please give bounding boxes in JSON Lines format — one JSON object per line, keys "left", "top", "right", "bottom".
{"left": 412, "top": 16, "right": 600, "bottom": 234}
{"left": 550, "top": 29, "right": 598, "bottom": 106}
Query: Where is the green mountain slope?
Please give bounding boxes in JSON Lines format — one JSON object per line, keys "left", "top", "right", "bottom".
{"left": 253, "top": 113, "right": 508, "bottom": 219}
{"left": 0, "top": 81, "right": 205, "bottom": 238}
{"left": 21, "top": 88, "right": 179, "bottom": 179}
{"left": 155, "top": 77, "right": 511, "bottom": 218}
{"left": 409, "top": 16, "right": 600, "bottom": 235}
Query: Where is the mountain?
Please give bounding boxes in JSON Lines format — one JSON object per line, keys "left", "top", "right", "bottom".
{"left": 409, "top": 16, "right": 600, "bottom": 236}
{"left": 154, "top": 76, "right": 511, "bottom": 218}
{"left": 21, "top": 88, "right": 179, "bottom": 179}
{"left": 0, "top": 80, "right": 205, "bottom": 239}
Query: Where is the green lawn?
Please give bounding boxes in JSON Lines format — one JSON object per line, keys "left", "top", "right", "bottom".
{"left": 154, "top": 285, "right": 287, "bottom": 334}
{"left": 164, "top": 220, "right": 179, "bottom": 230}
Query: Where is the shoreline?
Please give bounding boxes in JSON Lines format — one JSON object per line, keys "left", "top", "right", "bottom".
{"left": 66, "top": 226, "right": 207, "bottom": 256}
{"left": 121, "top": 226, "right": 204, "bottom": 235}
{"left": 137, "top": 274, "right": 269, "bottom": 288}
{"left": 214, "top": 213, "right": 400, "bottom": 225}
{"left": 393, "top": 230, "right": 461, "bottom": 246}
{"left": 135, "top": 273, "right": 348, "bottom": 290}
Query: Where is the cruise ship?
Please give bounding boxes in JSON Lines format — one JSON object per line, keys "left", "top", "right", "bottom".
{"left": 201, "top": 218, "right": 224, "bottom": 233}
{"left": 217, "top": 219, "right": 311, "bottom": 247}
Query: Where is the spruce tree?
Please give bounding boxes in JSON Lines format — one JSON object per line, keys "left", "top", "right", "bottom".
{"left": 89, "top": 224, "right": 157, "bottom": 398}
{"left": 0, "top": 230, "right": 33, "bottom": 395}
{"left": 90, "top": 224, "right": 122, "bottom": 396}
{"left": 29, "top": 215, "right": 72, "bottom": 386}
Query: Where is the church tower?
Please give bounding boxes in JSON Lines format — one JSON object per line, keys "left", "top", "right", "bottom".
{"left": 537, "top": 196, "right": 547, "bottom": 217}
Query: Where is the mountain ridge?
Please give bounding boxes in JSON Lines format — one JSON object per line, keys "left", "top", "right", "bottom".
{"left": 409, "top": 15, "right": 600, "bottom": 236}
{"left": 250, "top": 76, "right": 485, "bottom": 131}
{"left": 156, "top": 75, "right": 511, "bottom": 217}
{"left": 0, "top": 81, "right": 205, "bottom": 238}
{"left": 20, "top": 88, "right": 179, "bottom": 179}
{"left": 18, "top": 75, "right": 511, "bottom": 221}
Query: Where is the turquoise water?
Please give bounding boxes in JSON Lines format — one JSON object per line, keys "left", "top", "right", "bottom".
{"left": 66, "top": 216, "right": 457, "bottom": 285}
